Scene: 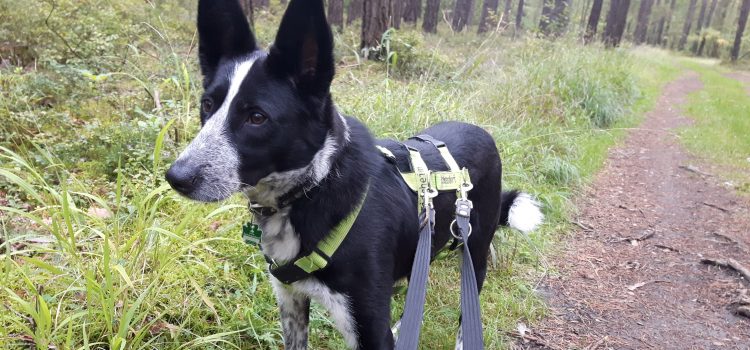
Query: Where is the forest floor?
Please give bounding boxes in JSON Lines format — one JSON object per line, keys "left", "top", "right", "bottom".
{"left": 513, "top": 72, "right": 750, "bottom": 349}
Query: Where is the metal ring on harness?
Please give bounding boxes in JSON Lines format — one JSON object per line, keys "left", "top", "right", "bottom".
{"left": 449, "top": 219, "right": 472, "bottom": 239}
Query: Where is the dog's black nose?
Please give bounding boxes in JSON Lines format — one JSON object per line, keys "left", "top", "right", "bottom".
{"left": 165, "top": 162, "right": 200, "bottom": 195}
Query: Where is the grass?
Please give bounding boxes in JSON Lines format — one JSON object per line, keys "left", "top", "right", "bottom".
{"left": 679, "top": 60, "right": 750, "bottom": 194}
{"left": 1, "top": 3, "right": 685, "bottom": 348}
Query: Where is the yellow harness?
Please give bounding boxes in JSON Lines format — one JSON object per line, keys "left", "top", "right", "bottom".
{"left": 377, "top": 136, "right": 472, "bottom": 212}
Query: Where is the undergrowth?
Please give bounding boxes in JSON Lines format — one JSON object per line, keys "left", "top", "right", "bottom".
{"left": 681, "top": 61, "right": 750, "bottom": 194}
{"left": 1, "top": 2, "right": 675, "bottom": 349}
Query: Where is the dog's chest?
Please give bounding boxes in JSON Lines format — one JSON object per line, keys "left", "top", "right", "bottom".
{"left": 256, "top": 209, "right": 301, "bottom": 264}
{"left": 259, "top": 212, "right": 359, "bottom": 348}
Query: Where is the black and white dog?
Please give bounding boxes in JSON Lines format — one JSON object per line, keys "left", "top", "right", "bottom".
{"left": 165, "top": 0, "right": 543, "bottom": 348}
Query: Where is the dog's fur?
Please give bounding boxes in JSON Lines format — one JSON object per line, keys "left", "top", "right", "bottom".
{"left": 165, "top": 1, "right": 543, "bottom": 348}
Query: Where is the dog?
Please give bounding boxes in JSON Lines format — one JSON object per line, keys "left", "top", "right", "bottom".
{"left": 165, "top": 0, "right": 543, "bottom": 348}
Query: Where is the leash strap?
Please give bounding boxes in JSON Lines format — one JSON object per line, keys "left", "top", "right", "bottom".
{"left": 395, "top": 191, "right": 437, "bottom": 350}
{"left": 455, "top": 198, "right": 484, "bottom": 349}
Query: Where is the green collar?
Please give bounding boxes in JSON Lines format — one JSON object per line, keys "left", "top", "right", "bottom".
{"left": 244, "top": 183, "right": 369, "bottom": 285}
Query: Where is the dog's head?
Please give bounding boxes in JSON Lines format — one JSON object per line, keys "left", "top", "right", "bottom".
{"left": 165, "top": 0, "right": 337, "bottom": 202}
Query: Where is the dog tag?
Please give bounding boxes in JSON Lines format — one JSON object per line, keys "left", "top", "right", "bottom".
{"left": 242, "top": 222, "right": 263, "bottom": 246}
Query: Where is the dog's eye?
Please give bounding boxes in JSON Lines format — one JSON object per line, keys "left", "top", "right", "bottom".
{"left": 201, "top": 99, "right": 214, "bottom": 114}
{"left": 247, "top": 112, "right": 268, "bottom": 125}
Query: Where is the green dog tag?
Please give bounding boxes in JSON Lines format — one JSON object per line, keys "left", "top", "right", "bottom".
{"left": 242, "top": 222, "right": 263, "bottom": 246}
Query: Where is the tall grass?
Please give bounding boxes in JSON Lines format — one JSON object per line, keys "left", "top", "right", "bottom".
{"left": 681, "top": 61, "right": 750, "bottom": 194}
{"left": 0, "top": 4, "right": 671, "bottom": 348}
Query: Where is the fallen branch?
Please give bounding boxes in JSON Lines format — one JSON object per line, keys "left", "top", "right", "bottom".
{"left": 627, "top": 280, "right": 669, "bottom": 291}
{"left": 637, "top": 232, "right": 655, "bottom": 241}
{"left": 654, "top": 244, "right": 680, "bottom": 253}
{"left": 678, "top": 164, "right": 712, "bottom": 177}
{"left": 509, "top": 331, "right": 564, "bottom": 350}
{"left": 702, "top": 202, "right": 730, "bottom": 213}
{"left": 613, "top": 231, "right": 655, "bottom": 244}
{"left": 573, "top": 220, "right": 594, "bottom": 231}
{"left": 713, "top": 232, "right": 739, "bottom": 243}
{"left": 737, "top": 306, "right": 750, "bottom": 319}
{"left": 701, "top": 258, "right": 750, "bottom": 283}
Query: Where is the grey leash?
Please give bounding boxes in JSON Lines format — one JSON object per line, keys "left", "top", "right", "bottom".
{"left": 396, "top": 184, "right": 484, "bottom": 349}
{"left": 395, "top": 190, "right": 437, "bottom": 350}
{"left": 454, "top": 195, "right": 484, "bottom": 349}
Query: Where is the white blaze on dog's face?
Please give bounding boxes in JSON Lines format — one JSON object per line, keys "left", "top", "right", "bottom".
{"left": 165, "top": 0, "right": 337, "bottom": 202}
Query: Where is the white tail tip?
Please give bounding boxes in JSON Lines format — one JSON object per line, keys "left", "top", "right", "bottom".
{"left": 508, "top": 193, "right": 544, "bottom": 233}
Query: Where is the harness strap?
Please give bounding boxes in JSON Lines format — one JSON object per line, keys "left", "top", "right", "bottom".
{"left": 412, "top": 134, "right": 461, "bottom": 171}
{"left": 402, "top": 147, "right": 431, "bottom": 211}
{"left": 412, "top": 134, "right": 470, "bottom": 251}
{"left": 267, "top": 183, "right": 369, "bottom": 284}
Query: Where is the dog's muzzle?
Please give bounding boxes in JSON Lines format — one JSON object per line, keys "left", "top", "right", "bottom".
{"left": 165, "top": 160, "right": 203, "bottom": 196}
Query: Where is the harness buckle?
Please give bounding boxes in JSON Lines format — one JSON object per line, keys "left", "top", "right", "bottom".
{"left": 451, "top": 197, "right": 473, "bottom": 240}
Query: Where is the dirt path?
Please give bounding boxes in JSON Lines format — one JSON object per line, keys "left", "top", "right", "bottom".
{"left": 516, "top": 74, "right": 750, "bottom": 350}
{"left": 727, "top": 71, "right": 750, "bottom": 95}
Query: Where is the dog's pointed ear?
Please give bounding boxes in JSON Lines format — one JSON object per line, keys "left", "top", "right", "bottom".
{"left": 197, "top": 0, "right": 257, "bottom": 86}
{"left": 267, "top": 0, "right": 334, "bottom": 96}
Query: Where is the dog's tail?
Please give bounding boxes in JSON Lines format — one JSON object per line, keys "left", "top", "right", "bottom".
{"left": 498, "top": 190, "right": 544, "bottom": 233}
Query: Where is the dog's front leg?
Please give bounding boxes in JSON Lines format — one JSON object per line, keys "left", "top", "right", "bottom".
{"left": 272, "top": 278, "right": 311, "bottom": 349}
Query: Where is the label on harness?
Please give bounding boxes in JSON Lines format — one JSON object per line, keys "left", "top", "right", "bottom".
{"left": 242, "top": 221, "right": 263, "bottom": 246}
{"left": 437, "top": 173, "right": 457, "bottom": 187}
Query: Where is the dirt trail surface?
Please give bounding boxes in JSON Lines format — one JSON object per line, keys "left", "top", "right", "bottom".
{"left": 727, "top": 71, "right": 750, "bottom": 94}
{"left": 516, "top": 74, "right": 750, "bottom": 350}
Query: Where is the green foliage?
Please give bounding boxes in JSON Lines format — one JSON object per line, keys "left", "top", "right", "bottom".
{"left": 381, "top": 29, "right": 453, "bottom": 78}
{"left": 687, "top": 29, "right": 732, "bottom": 58}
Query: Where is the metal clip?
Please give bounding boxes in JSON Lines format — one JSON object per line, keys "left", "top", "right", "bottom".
{"left": 450, "top": 217, "right": 473, "bottom": 239}
{"left": 458, "top": 182, "right": 473, "bottom": 201}
{"left": 423, "top": 187, "right": 438, "bottom": 209}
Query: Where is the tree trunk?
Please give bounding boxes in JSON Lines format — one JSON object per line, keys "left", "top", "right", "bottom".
{"left": 478, "top": 0, "right": 501, "bottom": 33}
{"left": 423, "top": 0, "right": 441, "bottom": 33}
{"left": 361, "top": 0, "right": 391, "bottom": 57}
{"left": 556, "top": 0, "right": 572, "bottom": 33}
{"left": 678, "top": 0, "right": 698, "bottom": 50}
{"left": 504, "top": 0, "right": 514, "bottom": 25}
{"left": 705, "top": 0, "right": 719, "bottom": 28}
{"left": 392, "top": 0, "right": 403, "bottom": 28}
{"left": 348, "top": 0, "right": 364, "bottom": 24}
{"left": 584, "top": 0, "right": 604, "bottom": 44}
{"left": 328, "top": 0, "right": 344, "bottom": 28}
{"left": 539, "top": 0, "right": 554, "bottom": 34}
{"left": 697, "top": 35, "right": 707, "bottom": 55}
{"left": 661, "top": 0, "right": 677, "bottom": 46}
{"left": 647, "top": 0, "right": 661, "bottom": 44}
{"left": 732, "top": 0, "right": 750, "bottom": 61}
{"left": 696, "top": 0, "right": 709, "bottom": 32}
{"left": 403, "top": 0, "right": 422, "bottom": 23}
{"left": 516, "top": 0, "right": 525, "bottom": 30}
{"left": 634, "top": 0, "right": 654, "bottom": 44}
{"left": 715, "top": 0, "right": 730, "bottom": 31}
{"left": 603, "top": 0, "right": 632, "bottom": 47}
{"left": 453, "top": 0, "right": 476, "bottom": 31}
